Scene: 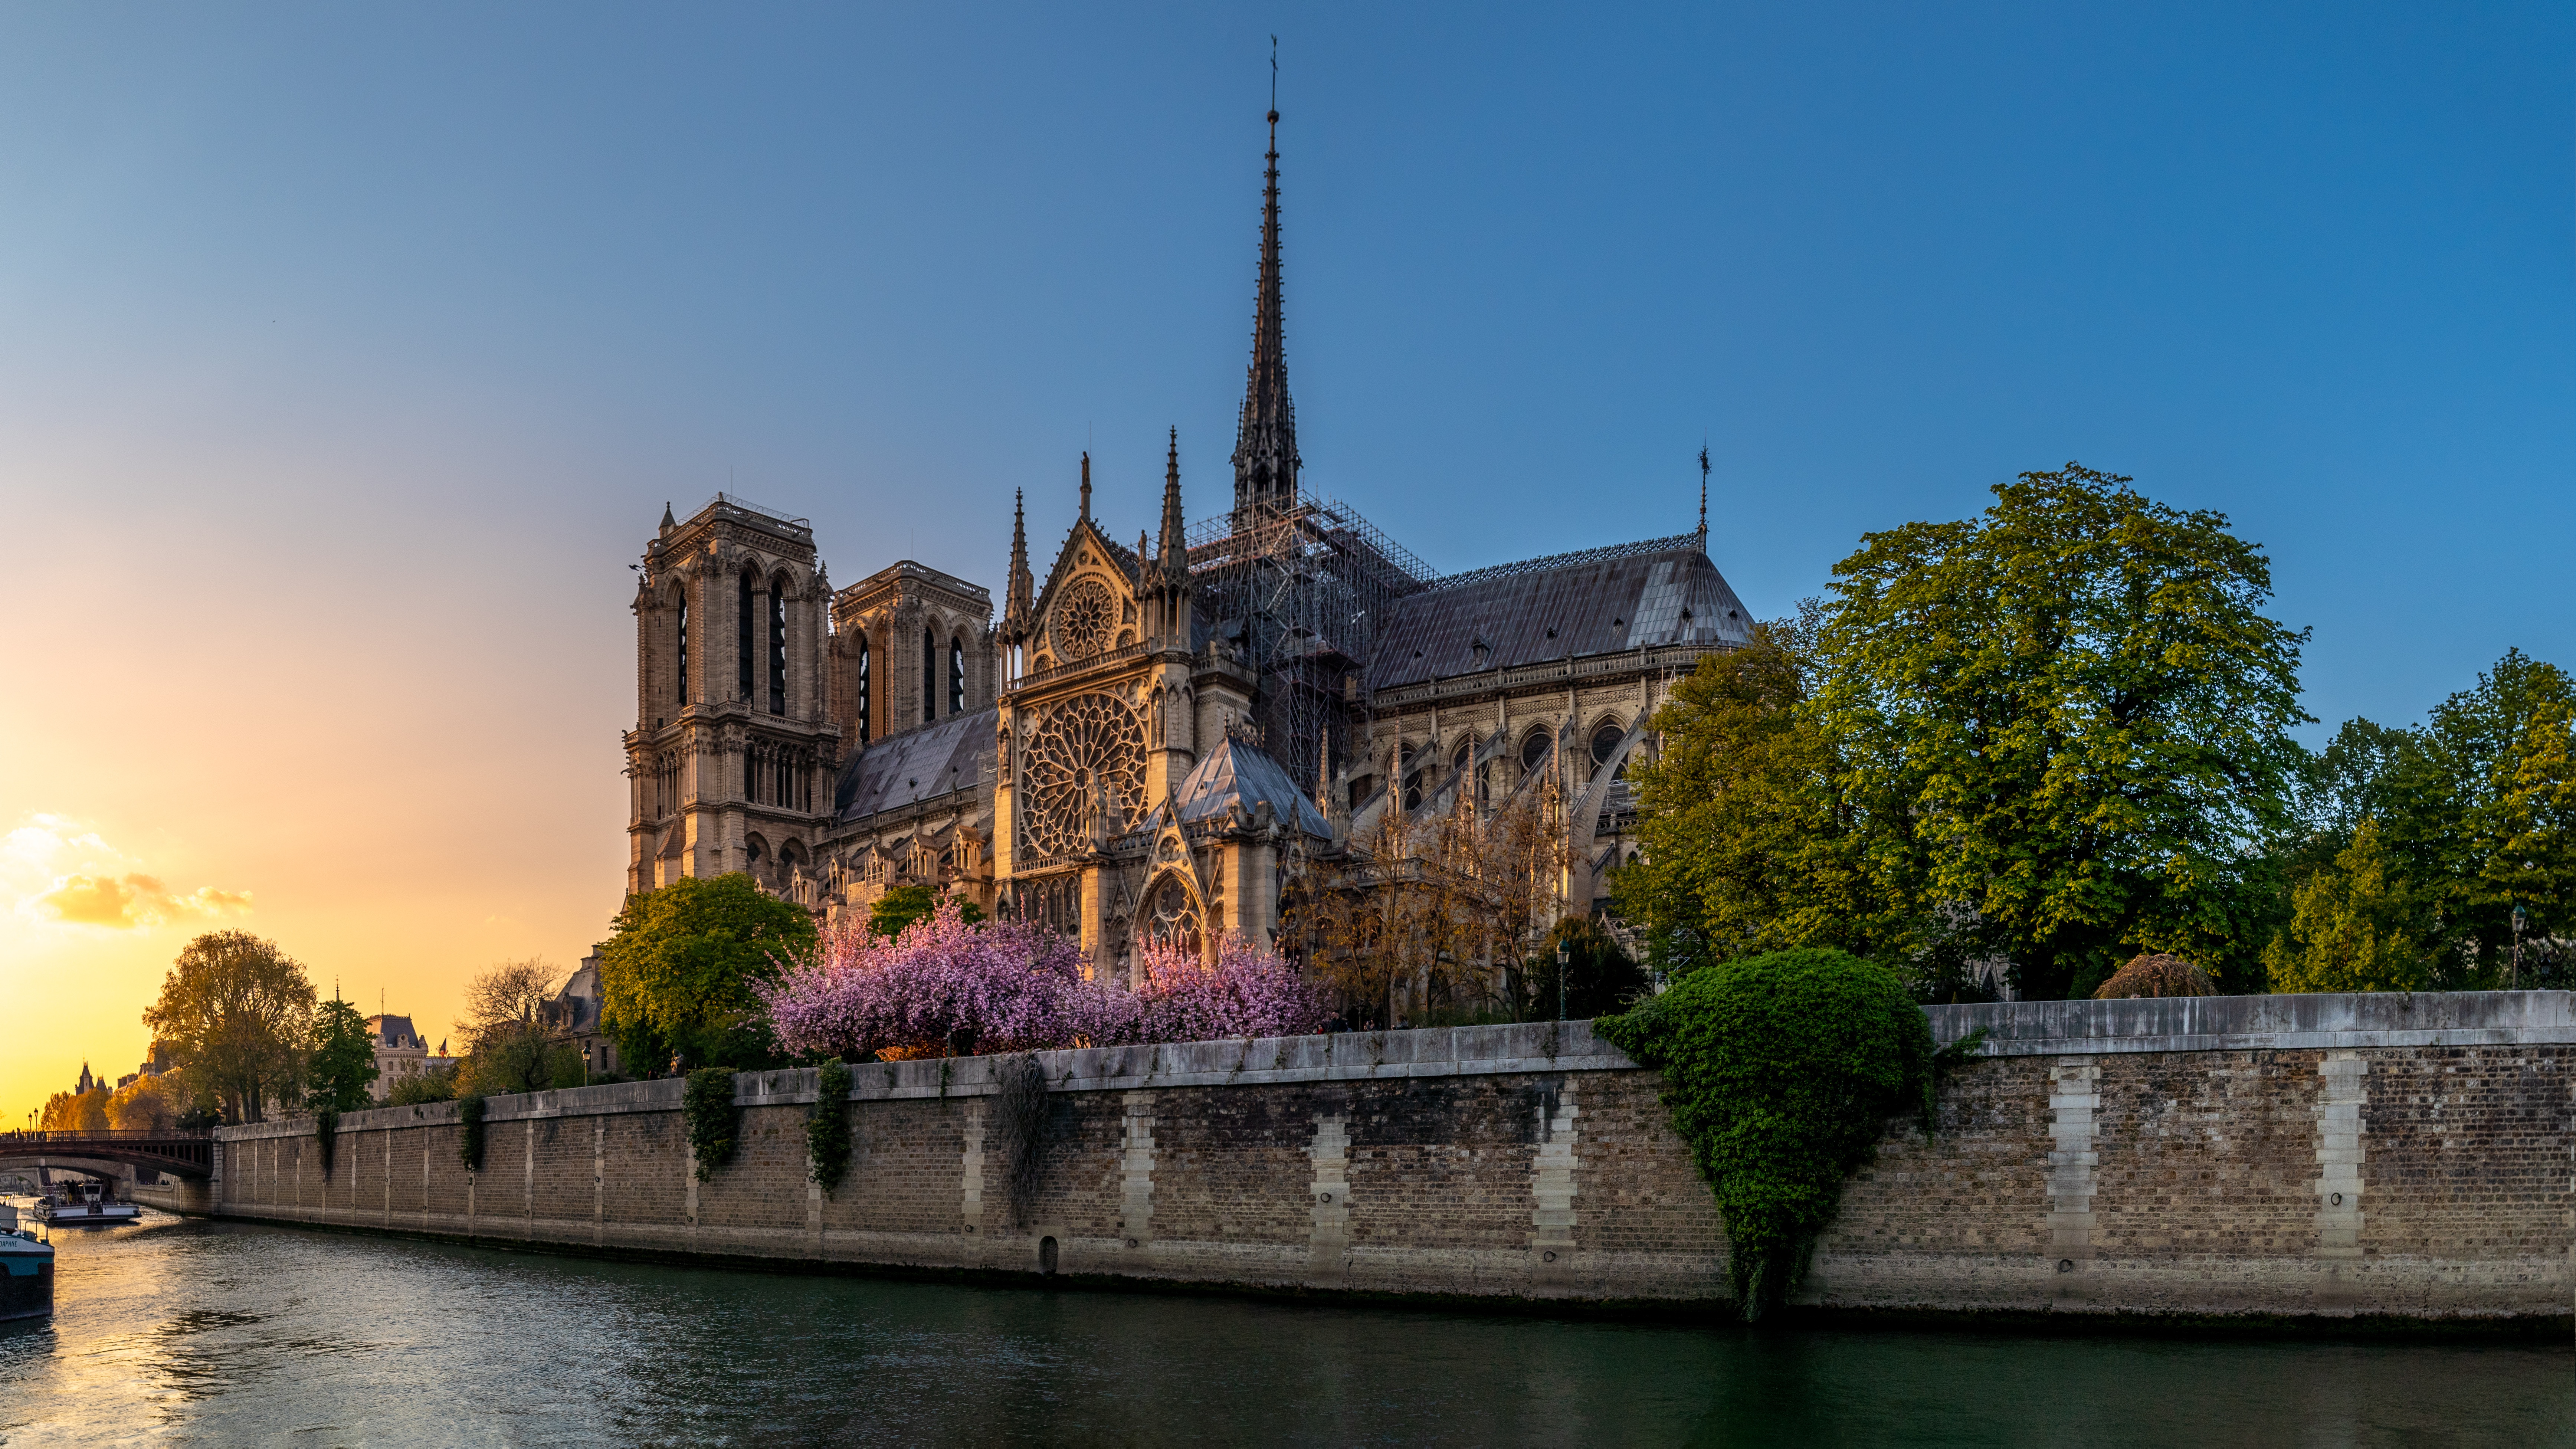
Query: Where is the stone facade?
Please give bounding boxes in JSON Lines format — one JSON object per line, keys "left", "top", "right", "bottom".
{"left": 206, "top": 994, "right": 2576, "bottom": 1322}
{"left": 619, "top": 112, "right": 1754, "bottom": 984}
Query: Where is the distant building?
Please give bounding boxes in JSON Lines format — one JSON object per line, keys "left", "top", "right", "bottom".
{"left": 364, "top": 1014, "right": 453, "bottom": 1102}
{"left": 542, "top": 955, "right": 620, "bottom": 1079}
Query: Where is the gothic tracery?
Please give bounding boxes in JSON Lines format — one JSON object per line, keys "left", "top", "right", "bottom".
{"left": 1019, "top": 691, "right": 1146, "bottom": 859}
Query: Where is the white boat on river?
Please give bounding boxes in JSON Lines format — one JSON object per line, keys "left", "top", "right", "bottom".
{"left": 32, "top": 1180, "right": 141, "bottom": 1226}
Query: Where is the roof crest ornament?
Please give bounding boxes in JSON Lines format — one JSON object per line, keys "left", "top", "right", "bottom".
{"left": 1698, "top": 443, "right": 1710, "bottom": 540}
{"left": 1079, "top": 451, "right": 1092, "bottom": 522}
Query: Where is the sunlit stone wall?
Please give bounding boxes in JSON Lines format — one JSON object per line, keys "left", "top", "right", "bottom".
{"left": 204, "top": 999, "right": 2576, "bottom": 1323}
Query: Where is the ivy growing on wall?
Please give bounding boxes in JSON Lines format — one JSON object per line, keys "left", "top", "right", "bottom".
{"left": 314, "top": 1109, "right": 339, "bottom": 1181}
{"left": 458, "top": 1095, "right": 488, "bottom": 1172}
{"left": 685, "top": 1068, "right": 740, "bottom": 1181}
{"left": 807, "top": 1059, "right": 853, "bottom": 1193}
{"left": 1596, "top": 947, "right": 1979, "bottom": 1322}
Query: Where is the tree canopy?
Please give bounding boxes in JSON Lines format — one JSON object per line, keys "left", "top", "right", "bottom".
{"left": 305, "top": 996, "right": 380, "bottom": 1114}
{"left": 142, "top": 930, "right": 317, "bottom": 1122}
{"left": 598, "top": 874, "right": 817, "bottom": 1072}
{"left": 1621, "top": 465, "right": 2310, "bottom": 998}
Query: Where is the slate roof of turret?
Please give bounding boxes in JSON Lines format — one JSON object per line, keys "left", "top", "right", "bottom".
{"left": 1144, "top": 733, "right": 1330, "bottom": 839}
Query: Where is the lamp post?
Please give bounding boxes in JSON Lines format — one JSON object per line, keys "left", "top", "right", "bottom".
{"left": 2511, "top": 904, "right": 2527, "bottom": 990}
{"left": 1556, "top": 940, "right": 1570, "bottom": 1022}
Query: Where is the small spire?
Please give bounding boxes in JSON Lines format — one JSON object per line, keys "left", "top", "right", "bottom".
{"left": 661, "top": 501, "right": 676, "bottom": 530}
{"left": 1159, "top": 427, "right": 1187, "bottom": 574}
{"left": 1232, "top": 104, "right": 1298, "bottom": 524}
{"left": 1006, "top": 488, "right": 1032, "bottom": 623}
{"left": 1079, "top": 452, "right": 1092, "bottom": 522}
{"left": 1697, "top": 445, "right": 1709, "bottom": 538}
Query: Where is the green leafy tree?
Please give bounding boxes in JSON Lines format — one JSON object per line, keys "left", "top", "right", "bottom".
{"left": 141, "top": 931, "right": 317, "bottom": 1123}
{"left": 1815, "top": 463, "right": 2310, "bottom": 998}
{"left": 2264, "top": 818, "right": 2434, "bottom": 992}
{"left": 599, "top": 874, "right": 817, "bottom": 1073}
{"left": 1595, "top": 948, "right": 1939, "bottom": 1321}
{"left": 867, "top": 884, "right": 985, "bottom": 939}
{"left": 305, "top": 995, "right": 381, "bottom": 1114}
{"left": 1613, "top": 622, "right": 1901, "bottom": 979}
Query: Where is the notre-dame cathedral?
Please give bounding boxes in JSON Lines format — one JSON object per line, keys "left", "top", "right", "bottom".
{"left": 625, "top": 110, "right": 1753, "bottom": 986}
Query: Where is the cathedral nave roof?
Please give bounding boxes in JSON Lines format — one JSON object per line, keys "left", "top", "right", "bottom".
{"left": 1365, "top": 535, "right": 1754, "bottom": 691}
{"left": 833, "top": 705, "right": 997, "bottom": 825}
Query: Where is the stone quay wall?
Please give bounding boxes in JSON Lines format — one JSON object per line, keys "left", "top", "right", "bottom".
{"left": 204, "top": 995, "right": 2576, "bottom": 1323}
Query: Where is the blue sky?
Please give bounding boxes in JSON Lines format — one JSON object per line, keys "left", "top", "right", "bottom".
{"left": 0, "top": 4, "right": 2569, "bottom": 1097}
{"left": 7, "top": 4, "right": 2567, "bottom": 729}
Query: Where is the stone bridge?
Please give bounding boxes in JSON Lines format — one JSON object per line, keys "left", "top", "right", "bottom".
{"left": 0, "top": 1131, "right": 219, "bottom": 1213}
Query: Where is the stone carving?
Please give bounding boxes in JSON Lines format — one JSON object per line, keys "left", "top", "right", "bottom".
{"left": 1049, "top": 577, "right": 1117, "bottom": 660}
{"left": 1020, "top": 691, "right": 1146, "bottom": 859}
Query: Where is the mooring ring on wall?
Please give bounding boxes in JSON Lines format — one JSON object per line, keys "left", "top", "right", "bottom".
{"left": 2057, "top": 1259, "right": 2074, "bottom": 1273}
{"left": 2331, "top": 1193, "right": 2343, "bottom": 1206}
{"left": 1127, "top": 1238, "right": 1139, "bottom": 1248}
{"left": 1543, "top": 1251, "right": 1557, "bottom": 1263}
{"left": 1317, "top": 1193, "right": 1331, "bottom": 1203}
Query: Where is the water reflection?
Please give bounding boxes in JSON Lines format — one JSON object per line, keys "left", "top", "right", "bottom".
{"left": 1, "top": 1204, "right": 2568, "bottom": 1446}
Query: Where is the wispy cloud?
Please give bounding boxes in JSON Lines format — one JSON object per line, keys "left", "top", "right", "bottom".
{"left": 32, "top": 873, "right": 253, "bottom": 928}
{"left": 5, "top": 813, "right": 252, "bottom": 931}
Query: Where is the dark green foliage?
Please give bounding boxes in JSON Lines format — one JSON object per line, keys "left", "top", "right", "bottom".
{"left": 1517, "top": 917, "right": 1650, "bottom": 1019}
{"left": 599, "top": 873, "right": 817, "bottom": 1073}
{"left": 867, "top": 884, "right": 986, "bottom": 939}
{"left": 1595, "top": 948, "right": 1940, "bottom": 1321}
{"left": 305, "top": 996, "right": 380, "bottom": 1114}
{"left": 807, "top": 1059, "right": 853, "bottom": 1193}
{"left": 457, "top": 1095, "right": 486, "bottom": 1171}
{"left": 389, "top": 1060, "right": 458, "bottom": 1106}
{"left": 684, "top": 1067, "right": 739, "bottom": 1181}
{"left": 314, "top": 1109, "right": 338, "bottom": 1180}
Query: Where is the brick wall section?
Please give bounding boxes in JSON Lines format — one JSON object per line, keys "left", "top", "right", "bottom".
{"left": 203, "top": 1003, "right": 2576, "bottom": 1321}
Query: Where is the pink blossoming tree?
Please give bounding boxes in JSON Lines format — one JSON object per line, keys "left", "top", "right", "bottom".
{"left": 759, "top": 901, "right": 1330, "bottom": 1059}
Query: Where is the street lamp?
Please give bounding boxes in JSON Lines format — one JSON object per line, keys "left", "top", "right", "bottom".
{"left": 2511, "top": 904, "right": 2528, "bottom": 990}
{"left": 1556, "top": 940, "right": 1570, "bottom": 1022}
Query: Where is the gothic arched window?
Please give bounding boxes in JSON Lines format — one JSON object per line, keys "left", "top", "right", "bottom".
{"left": 675, "top": 595, "right": 689, "bottom": 706}
{"left": 855, "top": 633, "right": 871, "bottom": 745}
{"left": 768, "top": 577, "right": 788, "bottom": 715}
{"left": 923, "top": 627, "right": 937, "bottom": 723}
{"left": 950, "top": 639, "right": 965, "bottom": 715}
{"left": 743, "top": 742, "right": 758, "bottom": 803}
{"left": 1521, "top": 728, "right": 1550, "bottom": 774}
{"left": 1590, "top": 720, "right": 1628, "bottom": 777}
{"left": 737, "top": 572, "right": 754, "bottom": 702}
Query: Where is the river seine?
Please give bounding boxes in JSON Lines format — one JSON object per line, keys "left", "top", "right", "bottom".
{"left": 3, "top": 1208, "right": 2568, "bottom": 1446}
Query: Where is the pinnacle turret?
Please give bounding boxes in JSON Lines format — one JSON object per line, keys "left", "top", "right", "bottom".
{"left": 1231, "top": 108, "right": 1299, "bottom": 525}
{"left": 1004, "top": 487, "right": 1033, "bottom": 635}
{"left": 1159, "top": 426, "right": 1187, "bottom": 576}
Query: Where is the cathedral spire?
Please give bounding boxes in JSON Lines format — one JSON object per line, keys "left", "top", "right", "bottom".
{"left": 1231, "top": 105, "right": 1298, "bottom": 525}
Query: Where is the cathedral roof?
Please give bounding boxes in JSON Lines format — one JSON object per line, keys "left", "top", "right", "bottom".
{"left": 833, "top": 705, "right": 997, "bottom": 824}
{"left": 1366, "top": 533, "right": 1753, "bottom": 691}
{"left": 1146, "top": 732, "right": 1330, "bottom": 839}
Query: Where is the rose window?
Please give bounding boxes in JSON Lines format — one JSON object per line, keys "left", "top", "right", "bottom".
{"left": 1049, "top": 577, "right": 1117, "bottom": 660}
{"left": 1019, "top": 692, "right": 1147, "bottom": 859}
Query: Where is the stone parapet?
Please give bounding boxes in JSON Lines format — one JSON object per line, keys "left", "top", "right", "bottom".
{"left": 203, "top": 1001, "right": 2576, "bottom": 1324}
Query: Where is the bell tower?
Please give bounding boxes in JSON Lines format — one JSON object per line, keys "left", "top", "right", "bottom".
{"left": 625, "top": 493, "right": 840, "bottom": 903}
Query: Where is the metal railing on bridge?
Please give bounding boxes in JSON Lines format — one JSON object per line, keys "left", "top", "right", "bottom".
{"left": 0, "top": 1129, "right": 216, "bottom": 1176}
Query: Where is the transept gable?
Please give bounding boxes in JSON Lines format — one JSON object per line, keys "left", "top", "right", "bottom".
{"left": 1028, "top": 517, "right": 1146, "bottom": 671}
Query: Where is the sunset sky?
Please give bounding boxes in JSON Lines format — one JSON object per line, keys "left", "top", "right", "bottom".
{"left": 3, "top": 3, "right": 2567, "bottom": 1123}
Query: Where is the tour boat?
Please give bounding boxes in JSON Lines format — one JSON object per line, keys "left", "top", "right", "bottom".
{"left": 32, "top": 1180, "right": 141, "bottom": 1226}
{"left": 0, "top": 1206, "right": 50, "bottom": 1321}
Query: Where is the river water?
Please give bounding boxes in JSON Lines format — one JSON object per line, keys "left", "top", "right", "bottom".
{"left": 2, "top": 1207, "right": 2569, "bottom": 1446}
